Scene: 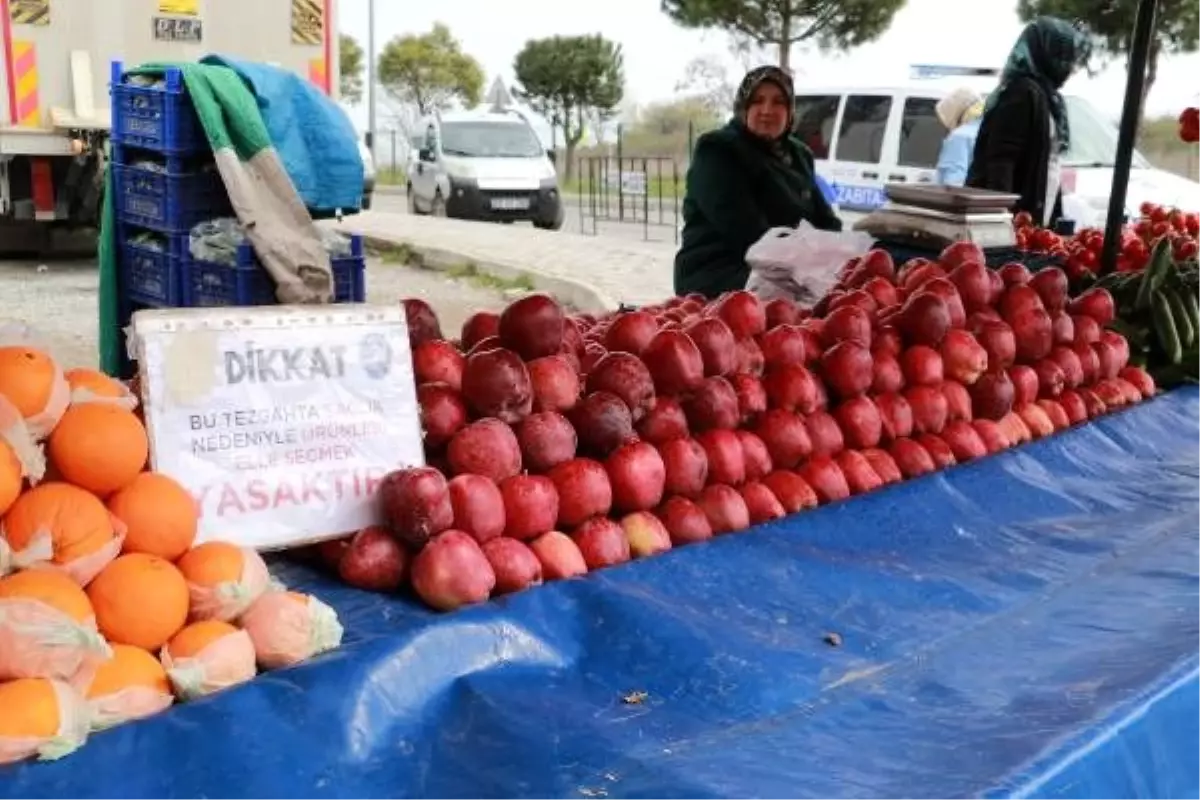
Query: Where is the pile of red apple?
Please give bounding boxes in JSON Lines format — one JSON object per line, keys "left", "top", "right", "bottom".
{"left": 306, "top": 241, "right": 1157, "bottom": 613}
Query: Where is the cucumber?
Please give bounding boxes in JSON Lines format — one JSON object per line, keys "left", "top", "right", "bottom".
{"left": 1136, "top": 239, "right": 1174, "bottom": 312}
{"left": 1166, "top": 288, "right": 1196, "bottom": 349}
{"left": 1151, "top": 291, "right": 1183, "bottom": 364}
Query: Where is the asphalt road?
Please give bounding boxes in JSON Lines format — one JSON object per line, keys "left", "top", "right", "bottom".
{"left": 374, "top": 187, "right": 683, "bottom": 247}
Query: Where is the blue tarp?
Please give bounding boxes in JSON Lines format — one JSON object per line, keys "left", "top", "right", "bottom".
{"left": 4, "top": 389, "right": 1198, "bottom": 799}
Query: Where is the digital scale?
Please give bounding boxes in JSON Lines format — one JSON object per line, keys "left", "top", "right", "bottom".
{"left": 852, "top": 184, "right": 1021, "bottom": 255}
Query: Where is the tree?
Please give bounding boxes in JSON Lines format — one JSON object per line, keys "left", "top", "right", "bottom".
{"left": 513, "top": 34, "right": 625, "bottom": 179}
{"left": 377, "top": 23, "right": 485, "bottom": 116}
{"left": 339, "top": 34, "right": 365, "bottom": 104}
{"left": 675, "top": 54, "right": 736, "bottom": 116}
{"left": 1016, "top": 0, "right": 1198, "bottom": 126}
{"left": 660, "top": 0, "right": 907, "bottom": 72}
{"left": 624, "top": 97, "right": 722, "bottom": 157}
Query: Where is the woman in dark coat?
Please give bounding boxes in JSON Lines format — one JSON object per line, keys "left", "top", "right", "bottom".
{"left": 674, "top": 66, "right": 842, "bottom": 298}
{"left": 966, "top": 17, "right": 1091, "bottom": 227}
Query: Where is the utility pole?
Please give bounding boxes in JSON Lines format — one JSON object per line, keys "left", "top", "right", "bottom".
{"left": 367, "top": 0, "right": 377, "bottom": 159}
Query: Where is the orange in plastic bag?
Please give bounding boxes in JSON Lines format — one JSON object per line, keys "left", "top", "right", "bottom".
{"left": 63, "top": 368, "right": 139, "bottom": 412}
{"left": 0, "top": 677, "right": 90, "bottom": 765}
{"left": 47, "top": 403, "right": 149, "bottom": 498}
{"left": 0, "top": 394, "right": 46, "bottom": 518}
{"left": 0, "top": 346, "right": 70, "bottom": 441}
{"left": 0, "top": 482, "right": 125, "bottom": 585}
{"left": 108, "top": 472, "right": 198, "bottom": 562}
{"left": 0, "top": 570, "right": 110, "bottom": 682}
{"left": 161, "top": 620, "right": 256, "bottom": 701}
{"left": 85, "top": 643, "right": 173, "bottom": 730}
{"left": 176, "top": 541, "right": 270, "bottom": 622}
{"left": 240, "top": 591, "right": 343, "bottom": 670}
{"left": 86, "top": 554, "right": 189, "bottom": 652}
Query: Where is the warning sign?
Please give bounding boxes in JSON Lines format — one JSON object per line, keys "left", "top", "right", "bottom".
{"left": 290, "top": 0, "right": 323, "bottom": 45}
{"left": 9, "top": 0, "right": 49, "bottom": 26}
{"left": 158, "top": 0, "right": 198, "bottom": 15}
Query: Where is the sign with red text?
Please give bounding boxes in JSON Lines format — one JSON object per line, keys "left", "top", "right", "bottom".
{"left": 131, "top": 306, "right": 424, "bottom": 550}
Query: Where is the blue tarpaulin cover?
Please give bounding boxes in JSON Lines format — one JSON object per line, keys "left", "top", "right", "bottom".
{"left": 3, "top": 389, "right": 1197, "bottom": 799}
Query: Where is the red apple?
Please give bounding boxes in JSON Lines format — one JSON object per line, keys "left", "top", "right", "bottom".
{"left": 942, "top": 380, "right": 973, "bottom": 422}
{"left": 905, "top": 385, "right": 949, "bottom": 435}
{"left": 917, "top": 433, "right": 957, "bottom": 468}
{"left": 861, "top": 448, "right": 903, "bottom": 484}
{"left": 940, "top": 420, "right": 987, "bottom": 461}
{"left": 836, "top": 450, "right": 883, "bottom": 495}
{"left": 379, "top": 466, "right": 454, "bottom": 548}
{"left": 728, "top": 373, "right": 768, "bottom": 424}
{"left": 660, "top": 437, "right": 709, "bottom": 498}
{"left": 1029, "top": 267, "right": 1069, "bottom": 312}
{"left": 500, "top": 474, "right": 560, "bottom": 541}
{"left": 515, "top": 411, "right": 577, "bottom": 473}
{"left": 571, "top": 516, "right": 631, "bottom": 569}
{"left": 338, "top": 526, "right": 408, "bottom": 592}
{"left": 1033, "top": 359, "right": 1066, "bottom": 398}
{"left": 462, "top": 347, "right": 533, "bottom": 423}
{"left": 604, "top": 310, "right": 659, "bottom": 355}
{"left": 761, "top": 470, "right": 818, "bottom": 513}
{"left": 940, "top": 330, "right": 988, "bottom": 385}
{"left": 752, "top": 409, "right": 813, "bottom": 468}
{"left": 1071, "top": 315, "right": 1102, "bottom": 345}
{"left": 974, "top": 320, "right": 1017, "bottom": 370}
{"left": 411, "top": 530, "right": 496, "bottom": 611}
{"left": 969, "top": 370, "right": 1015, "bottom": 421}
{"left": 1007, "top": 365, "right": 1039, "bottom": 408}
{"left": 481, "top": 537, "right": 543, "bottom": 595}
{"left": 901, "top": 345, "right": 944, "bottom": 386}
{"left": 1050, "top": 311, "right": 1075, "bottom": 345}
{"left": 1067, "top": 287, "right": 1116, "bottom": 326}
{"left": 833, "top": 395, "right": 883, "bottom": 449}
{"left": 734, "top": 337, "right": 765, "bottom": 376}
{"left": 547, "top": 457, "right": 613, "bottom": 527}
{"left": 413, "top": 340, "right": 466, "bottom": 391}
{"left": 759, "top": 325, "right": 809, "bottom": 369}
{"left": 498, "top": 293, "right": 565, "bottom": 360}
{"left": 699, "top": 484, "right": 751, "bottom": 534}
{"left": 570, "top": 391, "right": 635, "bottom": 457}
{"left": 971, "top": 419, "right": 1011, "bottom": 453}
{"left": 875, "top": 392, "right": 915, "bottom": 440}
{"left": 888, "top": 437, "right": 937, "bottom": 478}
{"left": 939, "top": 241, "right": 985, "bottom": 270}
{"left": 948, "top": 261, "right": 992, "bottom": 312}
{"left": 586, "top": 352, "right": 656, "bottom": 422}
{"left": 765, "top": 298, "right": 800, "bottom": 328}
{"left": 685, "top": 317, "right": 738, "bottom": 376}
{"left": 821, "top": 305, "right": 873, "bottom": 348}
{"left": 656, "top": 496, "right": 713, "bottom": 545}
{"left": 526, "top": 355, "right": 580, "bottom": 412}
{"left": 636, "top": 397, "right": 690, "bottom": 444}
{"left": 418, "top": 383, "right": 468, "bottom": 449}
{"left": 763, "top": 363, "right": 822, "bottom": 413}
{"left": 898, "top": 292, "right": 952, "bottom": 347}
{"left": 872, "top": 351, "right": 906, "bottom": 394}
{"left": 804, "top": 410, "right": 845, "bottom": 457}
{"left": 641, "top": 330, "right": 705, "bottom": 395}
{"left": 448, "top": 418, "right": 523, "bottom": 483}
{"left": 402, "top": 298, "right": 442, "bottom": 348}
{"left": 529, "top": 531, "right": 588, "bottom": 580}
{"left": 820, "top": 341, "right": 874, "bottom": 398}
{"left": 741, "top": 482, "right": 786, "bottom": 524}
{"left": 800, "top": 455, "right": 851, "bottom": 503}
{"left": 683, "top": 376, "right": 741, "bottom": 431}
{"left": 448, "top": 474, "right": 507, "bottom": 544}
{"left": 621, "top": 511, "right": 673, "bottom": 557}
{"left": 461, "top": 311, "right": 500, "bottom": 351}
{"left": 735, "top": 430, "right": 774, "bottom": 481}
{"left": 696, "top": 429, "right": 746, "bottom": 486}
{"left": 715, "top": 291, "right": 767, "bottom": 339}
{"left": 606, "top": 440, "right": 667, "bottom": 513}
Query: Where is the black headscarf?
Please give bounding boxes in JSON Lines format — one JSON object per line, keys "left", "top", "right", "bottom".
{"left": 982, "top": 17, "right": 1092, "bottom": 152}
{"left": 734, "top": 65, "right": 795, "bottom": 142}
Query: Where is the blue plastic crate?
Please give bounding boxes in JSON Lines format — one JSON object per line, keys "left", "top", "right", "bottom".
{"left": 119, "top": 228, "right": 188, "bottom": 307}
{"left": 110, "top": 61, "right": 208, "bottom": 155}
{"left": 112, "top": 161, "right": 230, "bottom": 234}
{"left": 184, "top": 235, "right": 366, "bottom": 307}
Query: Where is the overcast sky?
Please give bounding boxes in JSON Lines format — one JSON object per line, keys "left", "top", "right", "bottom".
{"left": 338, "top": 0, "right": 1200, "bottom": 136}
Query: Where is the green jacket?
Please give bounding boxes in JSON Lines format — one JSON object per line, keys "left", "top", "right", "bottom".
{"left": 675, "top": 121, "right": 842, "bottom": 298}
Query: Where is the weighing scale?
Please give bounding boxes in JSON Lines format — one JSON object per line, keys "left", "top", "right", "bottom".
{"left": 853, "top": 185, "right": 1021, "bottom": 255}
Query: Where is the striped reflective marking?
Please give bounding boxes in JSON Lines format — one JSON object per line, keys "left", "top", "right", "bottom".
{"left": 9, "top": 0, "right": 49, "bottom": 26}
{"left": 12, "top": 39, "right": 38, "bottom": 125}
{"left": 291, "top": 0, "right": 322, "bottom": 45}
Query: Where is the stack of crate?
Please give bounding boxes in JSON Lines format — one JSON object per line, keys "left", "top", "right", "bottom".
{"left": 109, "top": 61, "right": 366, "bottom": 313}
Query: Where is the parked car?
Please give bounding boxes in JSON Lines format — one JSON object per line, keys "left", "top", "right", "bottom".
{"left": 358, "top": 137, "right": 376, "bottom": 211}
{"left": 794, "top": 72, "right": 1200, "bottom": 226}
{"left": 406, "top": 108, "right": 563, "bottom": 230}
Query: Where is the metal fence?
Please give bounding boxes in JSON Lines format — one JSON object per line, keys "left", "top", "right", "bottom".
{"left": 573, "top": 155, "right": 684, "bottom": 243}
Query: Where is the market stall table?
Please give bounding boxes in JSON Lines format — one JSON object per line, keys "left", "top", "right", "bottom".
{"left": 3, "top": 389, "right": 1197, "bottom": 799}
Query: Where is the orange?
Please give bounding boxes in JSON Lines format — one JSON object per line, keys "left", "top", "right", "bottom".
{"left": 165, "top": 619, "right": 240, "bottom": 659}
{"left": 0, "top": 440, "right": 23, "bottom": 517}
{"left": 176, "top": 541, "right": 245, "bottom": 587}
{"left": 47, "top": 404, "right": 148, "bottom": 497}
{"left": 1, "top": 482, "right": 119, "bottom": 583}
{"left": 63, "top": 368, "right": 138, "bottom": 410}
{"left": 0, "top": 569, "right": 93, "bottom": 623}
{"left": 86, "top": 554, "right": 189, "bottom": 651}
{"left": 86, "top": 643, "right": 171, "bottom": 699}
{"left": 0, "top": 678, "right": 62, "bottom": 739}
{"left": 108, "top": 472, "right": 198, "bottom": 561}
{"left": 0, "top": 346, "right": 70, "bottom": 440}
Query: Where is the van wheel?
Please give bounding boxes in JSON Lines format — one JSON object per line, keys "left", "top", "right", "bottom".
{"left": 431, "top": 192, "right": 447, "bottom": 218}
{"left": 406, "top": 185, "right": 425, "bottom": 215}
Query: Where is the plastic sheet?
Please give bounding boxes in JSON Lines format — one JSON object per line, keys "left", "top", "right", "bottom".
{"left": 2, "top": 389, "right": 1197, "bottom": 798}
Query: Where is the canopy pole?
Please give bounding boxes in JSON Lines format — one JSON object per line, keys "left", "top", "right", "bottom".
{"left": 1099, "top": 0, "right": 1159, "bottom": 274}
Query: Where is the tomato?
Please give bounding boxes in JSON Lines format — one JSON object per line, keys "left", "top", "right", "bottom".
{"left": 1150, "top": 206, "right": 1170, "bottom": 223}
{"left": 1186, "top": 213, "right": 1199, "bottom": 237}
{"left": 1079, "top": 248, "right": 1097, "bottom": 267}
{"left": 1135, "top": 220, "right": 1152, "bottom": 239}
{"left": 1179, "top": 239, "right": 1199, "bottom": 261}
{"left": 1013, "top": 211, "right": 1034, "bottom": 229}
{"left": 1140, "top": 201, "right": 1157, "bottom": 217}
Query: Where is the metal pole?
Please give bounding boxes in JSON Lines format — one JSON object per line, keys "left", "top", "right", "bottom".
{"left": 367, "top": 0, "right": 377, "bottom": 162}
{"left": 1099, "top": 0, "right": 1158, "bottom": 274}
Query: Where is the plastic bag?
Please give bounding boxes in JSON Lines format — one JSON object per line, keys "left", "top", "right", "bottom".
{"left": 189, "top": 218, "right": 351, "bottom": 265}
{"left": 240, "top": 591, "right": 343, "bottom": 670}
{"left": 182, "top": 544, "right": 271, "bottom": 622}
{"left": 88, "top": 685, "right": 173, "bottom": 731}
{"left": 0, "top": 596, "right": 111, "bottom": 682}
{"left": 161, "top": 628, "right": 257, "bottom": 701}
{"left": 0, "top": 511, "right": 126, "bottom": 586}
{"left": 745, "top": 221, "right": 876, "bottom": 306}
{"left": 0, "top": 679, "right": 90, "bottom": 765}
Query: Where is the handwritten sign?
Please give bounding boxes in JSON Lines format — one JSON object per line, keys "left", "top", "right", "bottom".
{"left": 131, "top": 306, "right": 424, "bottom": 550}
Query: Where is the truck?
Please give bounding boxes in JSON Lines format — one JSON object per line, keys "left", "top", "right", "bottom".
{"left": 0, "top": 0, "right": 344, "bottom": 251}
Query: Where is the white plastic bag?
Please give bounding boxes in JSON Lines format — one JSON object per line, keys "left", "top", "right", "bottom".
{"left": 745, "top": 221, "right": 876, "bottom": 306}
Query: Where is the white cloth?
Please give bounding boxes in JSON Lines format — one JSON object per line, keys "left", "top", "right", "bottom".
{"left": 1044, "top": 117, "right": 1062, "bottom": 228}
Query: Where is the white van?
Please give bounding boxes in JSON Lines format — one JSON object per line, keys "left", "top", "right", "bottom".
{"left": 406, "top": 109, "right": 564, "bottom": 230}
{"left": 794, "top": 72, "right": 1200, "bottom": 226}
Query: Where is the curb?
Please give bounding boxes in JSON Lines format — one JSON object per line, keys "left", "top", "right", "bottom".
{"left": 355, "top": 233, "right": 617, "bottom": 314}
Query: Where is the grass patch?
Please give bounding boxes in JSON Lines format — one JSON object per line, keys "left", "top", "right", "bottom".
{"left": 445, "top": 261, "right": 536, "bottom": 292}
{"left": 368, "top": 241, "right": 420, "bottom": 265}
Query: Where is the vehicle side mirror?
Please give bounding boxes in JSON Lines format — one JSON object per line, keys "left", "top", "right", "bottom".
{"left": 546, "top": 149, "right": 556, "bottom": 165}
{"left": 418, "top": 148, "right": 434, "bottom": 162}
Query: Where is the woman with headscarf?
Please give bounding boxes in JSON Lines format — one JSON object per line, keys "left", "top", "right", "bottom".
{"left": 674, "top": 65, "right": 842, "bottom": 298}
{"left": 967, "top": 16, "right": 1092, "bottom": 227}
{"left": 935, "top": 88, "right": 985, "bottom": 186}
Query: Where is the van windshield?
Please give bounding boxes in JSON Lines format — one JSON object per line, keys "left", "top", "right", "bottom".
{"left": 1064, "top": 95, "right": 1151, "bottom": 169}
{"left": 440, "top": 121, "right": 544, "bottom": 158}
